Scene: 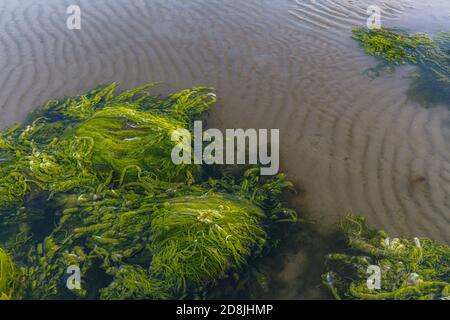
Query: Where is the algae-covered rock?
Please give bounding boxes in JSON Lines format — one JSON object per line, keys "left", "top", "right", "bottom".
{"left": 322, "top": 216, "right": 450, "bottom": 300}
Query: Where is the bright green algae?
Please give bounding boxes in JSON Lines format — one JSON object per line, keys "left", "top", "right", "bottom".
{"left": 352, "top": 27, "right": 436, "bottom": 64}
{"left": 347, "top": 28, "right": 450, "bottom": 298}
{"left": 352, "top": 28, "right": 450, "bottom": 107}
{"left": 0, "top": 247, "right": 17, "bottom": 299}
{"left": 0, "top": 83, "right": 297, "bottom": 299}
{"left": 322, "top": 216, "right": 450, "bottom": 300}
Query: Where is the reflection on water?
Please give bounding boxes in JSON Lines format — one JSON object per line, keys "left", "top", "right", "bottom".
{"left": 0, "top": 0, "right": 449, "bottom": 298}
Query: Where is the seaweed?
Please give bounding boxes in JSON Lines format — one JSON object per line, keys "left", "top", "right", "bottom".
{"left": 352, "top": 28, "right": 450, "bottom": 107}
{"left": 322, "top": 216, "right": 450, "bottom": 300}
{"left": 0, "top": 83, "right": 297, "bottom": 299}
{"left": 0, "top": 247, "right": 17, "bottom": 299}
{"left": 352, "top": 28, "right": 434, "bottom": 64}
{"left": 149, "top": 194, "right": 266, "bottom": 292}
{"left": 100, "top": 265, "right": 170, "bottom": 300}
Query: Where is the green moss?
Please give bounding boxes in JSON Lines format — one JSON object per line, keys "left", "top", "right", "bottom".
{"left": 322, "top": 216, "right": 450, "bottom": 300}
{"left": 0, "top": 247, "right": 17, "bottom": 300}
{"left": 0, "top": 84, "right": 297, "bottom": 300}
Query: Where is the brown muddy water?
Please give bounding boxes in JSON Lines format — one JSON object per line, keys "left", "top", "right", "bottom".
{"left": 0, "top": 0, "right": 449, "bottom": 299}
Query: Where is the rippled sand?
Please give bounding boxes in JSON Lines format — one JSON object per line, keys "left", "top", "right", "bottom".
{"left": 0, "top": 0, "right": 449, "bottom": 297}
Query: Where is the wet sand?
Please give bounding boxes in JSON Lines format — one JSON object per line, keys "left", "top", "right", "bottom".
{"left": 0, "top": 0, "right": 449, "bottom": 298}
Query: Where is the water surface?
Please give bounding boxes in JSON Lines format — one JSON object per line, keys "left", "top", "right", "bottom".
{"left": 0, "top": 0, "right": 449, "bottom": 298}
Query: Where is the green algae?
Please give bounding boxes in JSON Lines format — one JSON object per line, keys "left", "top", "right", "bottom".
{"left": 150, "top": 195, "right": 267, "bottom": 292}
{"left": 352, "top": 28, "right": 434, "bottom": 64}
{"left": 0, "top": 83, "right": 297, "bottom": 299}
{"left": 0, "top": 247, "right": 17, "bottom": 299}
{"left": 322, "top": 216, "right": 450, "bottom": 300}
{"left": 1, "top": 83, "right": 449, "bottom": 301}
{"left": 100, "top": 265, "right": 170, "bottom": 300}
{"left": 20, "top": 168, "right": 293, "bottom": 299}
{"left": 352, "top": 28, "right": 450, "bottom": 107}
{"left": 73, "top": 106, "right": 190, "bottom": 181}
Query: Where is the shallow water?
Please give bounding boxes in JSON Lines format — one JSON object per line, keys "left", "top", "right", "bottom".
{"left": 0, "top": 0, "right": 449, "bottom": 299}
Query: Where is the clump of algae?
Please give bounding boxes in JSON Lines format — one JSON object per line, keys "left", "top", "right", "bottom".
{"left": 352, "top": 28, "right": 450, "bottom": 107}
{"left": 322, "top": 216, "right": 450, "bottom": 300}
{"left": 0, "top": 247, "right": 17, "bottom": 300}
{"left": 352, "top": 27, "right": 434, "bottom": 64}
{"left": 149, "top": 195, "right": 267, "bottom": 290}
{"left": 0, "top": 83, "right": 297, "bottom": 299}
